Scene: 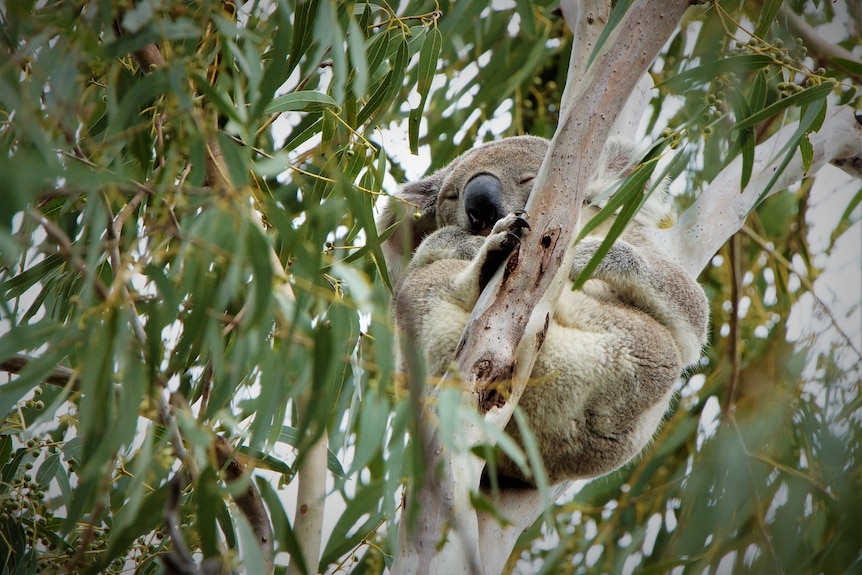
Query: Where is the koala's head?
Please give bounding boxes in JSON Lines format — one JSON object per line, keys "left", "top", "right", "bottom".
{"left": 377, "top": 136, "right": 548, "bottom": 274}
{"left": 431, "top": 136, "right": 548, "bottom": 234}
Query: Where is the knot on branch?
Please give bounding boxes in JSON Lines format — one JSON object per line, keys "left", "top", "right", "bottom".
{"left": 478, "top": 386, "right": 508, "bottom": 413}
{"left": 474, "top": 357, "right": 515, "bottom": 413}
{"left": 536, "top": 313, "right": 550, "bottom": 352}
{"left": 537, "top": 226, "right": 563, "bottom": 280}
{"left": 502, "top": 249, "right": 520, "bottom": 282}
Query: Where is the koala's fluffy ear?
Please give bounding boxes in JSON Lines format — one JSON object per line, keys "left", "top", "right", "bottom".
{"left": 600, "top": 137, "right": 642, "bottom": 179}
{"left": 585, "top": 137, "right": 673, "bottom": 228}
{"left": 376, "top": 170, "right": 446, "bottom": 279}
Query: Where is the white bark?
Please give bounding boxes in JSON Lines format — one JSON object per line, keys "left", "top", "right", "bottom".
{"left": 287, "top": 398, "right": 327, "bottom": 575}
{"left": 655, "top": 105, "right": 862, "bottom": 277}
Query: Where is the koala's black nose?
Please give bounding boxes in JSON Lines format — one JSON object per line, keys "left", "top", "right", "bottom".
{"left": 463, "top": 173, "right": 504, "bottom": 235}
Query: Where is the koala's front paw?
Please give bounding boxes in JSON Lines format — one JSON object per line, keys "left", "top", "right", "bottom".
{"left": 488, "top": 211, "right": 531, "bottom": 252}
{"left": 476, "top": 212, "right": 530, "bottom": 290}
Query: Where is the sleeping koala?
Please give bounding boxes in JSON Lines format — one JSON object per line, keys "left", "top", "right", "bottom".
{"left": 378, "top": 136, "right": 709, "bottom": 484}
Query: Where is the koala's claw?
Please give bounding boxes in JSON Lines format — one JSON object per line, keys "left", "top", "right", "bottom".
{"left": 485, "top": 212, "right": 531, "bottom": 256}
{"left": 501, "top": 232, "right": 522, "bottom": 251}
{"left": 511, "top": 214, "right": 530, "bottom": 232}
{"left": 492, "top": 212, "right": 531, "bottom": 237}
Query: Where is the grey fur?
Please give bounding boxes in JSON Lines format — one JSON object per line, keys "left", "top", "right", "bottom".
{"left": 382, "top": 136, "right": 709, "bottom": 484}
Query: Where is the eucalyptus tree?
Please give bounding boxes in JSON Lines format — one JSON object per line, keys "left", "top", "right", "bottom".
{"left": 0, "top": 1, "right": 859, "bottom": 574}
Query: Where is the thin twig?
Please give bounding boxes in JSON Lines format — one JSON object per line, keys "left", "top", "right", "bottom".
{"left": 161, "top": 474, "right": 222, "bottom": 575}
{"left": 740, "top": 224, "right": 862, "bottom": 361}
{"left": 724, "top": 234, "right": 742, "bottom": 419}
{"left": 779, "top": 4, "right": 862, "bottom": 83}
{"left": 0, "top": 354, "right": 76, "bottom": 388}
{"left": 29, "top": 209, "right": 110, "bottom": 301}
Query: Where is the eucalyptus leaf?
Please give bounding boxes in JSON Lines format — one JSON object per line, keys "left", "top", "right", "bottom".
{"left": 319, "top": 481, "right": 385, "bottom": 566}
{"left": 657, "top": 54, "right": 774, "bottom": 92}
{"left": 734, "top": 82, "right": 834, "bottom": 131}
{"left": 265, "top": 91, "right": 341, "bottom": 114}
{"left": 409, "top": 25, "right": 441, "bottom": 154}
{"left": 348, "top": 17, "right": 369, "bottom": 99}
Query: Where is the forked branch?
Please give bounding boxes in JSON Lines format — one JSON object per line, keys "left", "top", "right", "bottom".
{"left": 656, "top": 106, "right": 862, "bottom": 277}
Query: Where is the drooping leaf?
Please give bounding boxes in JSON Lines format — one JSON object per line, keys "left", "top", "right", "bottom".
{"left": 408, "top": 25, "right": 441, "bottom": 154}
{"left": 754, "top": 0, "right": 783, "bottom": 38}
{"left": 657, "top": 54, "right": 775, "bottom": 92}
{"left": 734, "top": 82, "right": 834, "bottom": 131}
{"left": 319, "top": 480, "right": 385, "bottom": 567}
{"left": 265, "top": 91, "right": 341, "bottom": 114}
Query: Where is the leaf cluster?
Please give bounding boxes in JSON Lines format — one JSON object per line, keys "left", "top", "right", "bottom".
{"left": 0, "top": 0, "right": 569, "bottom": 572}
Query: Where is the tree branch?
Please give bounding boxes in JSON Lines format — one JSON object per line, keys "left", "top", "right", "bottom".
{"left": 723, "top": 234, "right": 742, "bottom": 419}
{"left": 132, "top": 43, "right": 167, "bottom": 71}
{"left": 214, "top": 437, "right": 275, "bottom": 572}
{"left": 286, "top": 397, "right": 327, "bottom": 575}
{"left": 778, "top": 5, "right": 862, "bottom": 83}
{"left": 0, "top": 354, "right": 76, "bottom": 389}
{"left": 468, "top": 0, "right": 689, "bottom": 425}
{"left": 477, "top": 482, "right": 572, "bottom": 575}
{"left": 162, "top": 475, "right": 221, "bottom": 575}
{"left": 658, "top": 106, "right": 862, "bottom": 277}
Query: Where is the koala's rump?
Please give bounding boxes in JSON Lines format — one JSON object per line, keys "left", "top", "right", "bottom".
{"left": 499, "top": 288, "right": 680, "bottom": 483}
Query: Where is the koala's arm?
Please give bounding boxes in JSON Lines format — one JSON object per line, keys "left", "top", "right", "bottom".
{"left": 395, "top": 226, "right": 487, "bottom": 350}
{"left": 404, "top": 212, "right": 529, "bottom": 295}
{"left": 395, "top": 214, "right": 530, "bottom": 377}
{"left": 571, "top": 235, "right": 709, "bottom": 366}
{"left": 394, "top": 230, "right": 481, "bottom": 378}
{"left": 405, "top": 227, "right": 485, "bottom": 271}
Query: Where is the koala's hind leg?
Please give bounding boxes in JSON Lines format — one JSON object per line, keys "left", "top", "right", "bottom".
{"left": 571, "top": 236, "right": 708, "bottom": 365}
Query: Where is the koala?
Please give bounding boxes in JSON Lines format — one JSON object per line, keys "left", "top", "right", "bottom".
{"left": 378, "top": 136, "right": 709, "bottom": 485}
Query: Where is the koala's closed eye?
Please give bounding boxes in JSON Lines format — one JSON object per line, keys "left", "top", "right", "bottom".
{"left": 518, "top": 173, "right": 536, "bottom": 185}
{"left": 440, "top": 184, "right": 459, "bottom": 200}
